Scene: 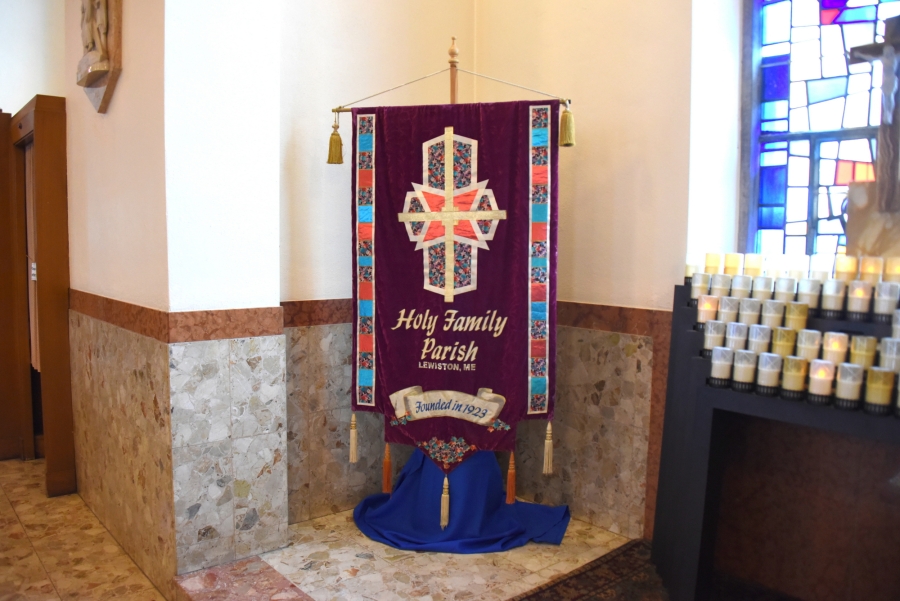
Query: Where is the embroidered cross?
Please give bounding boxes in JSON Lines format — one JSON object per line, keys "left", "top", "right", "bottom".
{"left": 398, "top": 127, "right": 506, "bottom": 302}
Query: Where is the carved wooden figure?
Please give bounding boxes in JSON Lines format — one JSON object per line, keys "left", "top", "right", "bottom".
{"left": 76, "top": 0, "right": 121, "bottom": 113}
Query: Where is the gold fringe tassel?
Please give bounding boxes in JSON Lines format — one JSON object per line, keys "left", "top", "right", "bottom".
{"left": 382, "top": 443, "right": 392, "bottom": 494}
{"left": 327, "top": 113, "right": 343, "bottom": 164}
{"left": 506, "top": 452, "right": 516, "bottom": 504}
{"left": 440, "top": 476, "right": 450, "bottom": 529}
{"left": 543, "top": 421, "right": 553, "bottom": 475}
{"left": 349, "top": 413, "right": 358, "bottom": 464}
{"left": 559, "top": 102, "right": 575, "bottom": 147}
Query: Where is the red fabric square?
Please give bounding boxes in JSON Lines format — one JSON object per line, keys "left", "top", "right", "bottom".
{"left": 358, "top": 170, "right": 373, "bottom": 187}
{"left": 358, "top": 282, "right": 373, "bottom": 299}
{"left": 358, "top": 223, "right": 373, "bottom": 241}
{"left": 358, "top": 334, "right": 374, "bottom": 352}
{"left": 531, "top": 339, "right": 547, "bottom": 357}
{"left": 531, "top": 283, "right": 547, "bottom": 299}
{"left": 532, "top": 166, "right": 549, "bottom": 185}
{"left": 532, "top": 222, "right": 547, "bottom": 241}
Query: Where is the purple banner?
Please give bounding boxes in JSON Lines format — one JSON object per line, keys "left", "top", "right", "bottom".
{"left": 351, "top": 101, "right": 558, "bottom": 473}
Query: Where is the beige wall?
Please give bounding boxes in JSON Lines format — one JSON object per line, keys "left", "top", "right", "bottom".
{"left": 66, "top": 0, "right": 169, "bottom": 311}
{"left": 0, "top": 0, "right": 65, "bottom": 114}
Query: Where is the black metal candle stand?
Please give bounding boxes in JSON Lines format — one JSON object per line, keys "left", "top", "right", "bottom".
{"left": 806, "top": 393, "right": 831, "bottom": 406}
{"left": 834, "top": 397, "right": 861, "bottom": 411}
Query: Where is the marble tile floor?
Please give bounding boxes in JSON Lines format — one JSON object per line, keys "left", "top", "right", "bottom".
{"left": 258, "top": 509, "right": 631, "bottom": 601}
{"left": 0, "top": 459, "right": 166, "bottom": 600}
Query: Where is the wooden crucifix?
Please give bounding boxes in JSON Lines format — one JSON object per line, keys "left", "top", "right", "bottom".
{"left": 850, "top": 15, "right": 900, "bottom": 213}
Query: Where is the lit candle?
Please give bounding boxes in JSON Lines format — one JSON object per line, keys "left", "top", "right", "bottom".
{"left": 822, "top": 332, "right": 849, "bottom": 364}
{"left": 865, "top": 367, "right": 895, "bottom": 413}
{"left": 797, "top": 279, "right": 822, "bottom": 310}
{"left": 710, "top": 274, "right": 733, "bottom": 298}
{"left": 788, "top": 254, "right": 810, "bottom": 281}
{"left": 726, "top": 322, "right": 749, "bottom": 351}
{"left": 796, "top": 329, "right": 822, "bottom": 362}
{"left": 808, "top": 359, "right": 836, "bottom": 399}
{"left": 849, "top": 336, "right": 877, "bottom": 369}
{"left": 846, "top": 280, "right": 873, "bottom": 318}
{"left": 880, "top": 338, "right": 900, "bottom": 373}
{"left": 748, "top": 324, "right": 772, "bottom": 354}
{"left": 809, "top": 253, "right": 836, "bottom": 283}
{"left": 730, "top": 275, "right": 753, "bottom": 299}
{"left": 732, "top": 350, "right": 758, "bottom": 391}
{"left": 691, "top": 273, "right": 711, "bottom": 300}
{"left": 743, "top": 253, "right": 764, "bottom": 277}
{"left": 859, "top": 256, "right": 884, "bottom": 284}
{"left": 834, "top": 255, "right": 859, "bottom": 282}
{"left": 739, "top": 298, "right": 763, "bottom": 326}
{"left": 781, "top": 356, "right": 809, "bottom": 398}
{"left": 705, "top": 253, "right": 723, "bottom": 275}
{"left": 703, "top": 320, "right": 727, "bottom": 353}
{"left": 697, "top": 295, "right": 719, "bottom": 324}
{"left": 756, "top": 352, "right": 783, "bottom": 393}
{"left": 884, "top": 257, "right": 900, "bottom": 283}
{"left": 771, "top": 327, "right": 797, "bottom": 357}
{"left": 835, "top": 363, "right": 864, "bottom": 406}
{"left": 820, "top": 279, "right": 847, "bottom": 317}
{"left": 751, "top": 276, "right": 774, "bottom": 301}
{"left": 761, "top": 300, "right": 786, "bottom": 328}
{"left": 710, "top": 346, "right": 734, "bottom": 384}
{"left": 718, "top": 296, "right": 741, "bottom": 324}
{"left": 873, "top": 282, "right": 900, "bottom": 321}
{"left": 784, "top": 302, "right": 809, "bottom": 331}
{"left": 724, "top": 253, "right": 744, "bottom": 276}
{"left": 774, "top": 277, "right": 797, "bottom": 302}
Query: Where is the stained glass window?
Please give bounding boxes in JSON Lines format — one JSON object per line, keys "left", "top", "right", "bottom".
{"left": 752, "top": 0, "right": 891, "bottom": 255}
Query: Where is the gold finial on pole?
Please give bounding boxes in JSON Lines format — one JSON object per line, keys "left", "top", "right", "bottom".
{"left": 449, "top": 36, "right": 459, "bottom": 104}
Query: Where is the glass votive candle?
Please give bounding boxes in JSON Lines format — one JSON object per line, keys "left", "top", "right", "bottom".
{"left": 873, "top": 282, "right": 900, "bottom": 322}
{"left": 880, "top": 338, "right": 900, "bottom": 373}
{"left": 724, "top": 253, "right": 744, "bottom": 276}
{"left": 822, "top": 332, "right": 849, "bottom": 364}
{"left": 834, "top": 255, "right": 859, "bottom": 282}
{"left": 697, "top": 295, "right": 719, "bottom": 325}
{"left": 732, "top": 350, "right": 758, "bottom": 392}
{"left": 784, "top": 302, "right": 808, "bottom": 331}
{"left": 820, "top": 279, "right": 847, "bottom": 318}
{"left": 846, "top": 281, "right": 873, "bottom": 320}
{"left": 739, "top": 298, "right": 762, "bottom": 326}
{"left": 702, "top": 320, "right": 726, "bottom": 358}
{"left": 865, "top": 367, "right": 895, "bottom": 415}
{"left": 726, "top": 322, "right": 749, "bottom": 351}
{"left": 709, "top": 347, "right": 734, "bottom": 387}
{"left": 685, "top": 264, "right": 698, "bottom": 285}
{"left": 756, "top": 352, "right": 783, "bottom": 395}
{"left": 884, "top": 257, "right": 900, "bottom": 283}
{"left": 849, "top": 335, "right": 877, "bottom": 369}
{"left": 788, "top": 254, "right": 810, "bottom": 281}
{"left": 748, "top": 324, "right": 772, "bottom": 354}
{"left": 860, "top": 256, "right": 884, "bottom": 284}
{"left": 752, "top": 276, "right": 774, "bottom": 301}
{"left": 710, "top": 274, "right": 733, "bottom": 298}
{"left": 765, "top": 254, "right": 787, "bottom": 278}
{"left": 743, "top": 253, "right": 764, "bottom": 277}
{"left": 730, "top": 275, "right": 753, "bottom": 299}
{"left": 835, "top": 363, "right": 864, "bottom": 410}
{"left": 704, "top": 253, "right": 723, "bottom": 275}
{"left": 781, "top": 356, "right": 809, "bottom": 400}
{"left": 761, "top": 300, "right": 786, "bottom": 328}
{"left": 771, "top": 327, "right": 797, "bottom": 357}
{"left": 718, "top": 296, "right": 741, "bottom": 324}
{"left": 691, "top": 273, "right": 711, "bottom": 301}
{"left": 797, "top": 279, "right": 822, "bottom": 311}
{"left": 796, "top": 329, "right": 822, "bottom": 361}
{"left": 807, "top": 360, "right": 836, "bottom": 405}
{"left": 809, "top": 253, "right": 835, "bottom": 283}
{"left": 774, "top": 277, "right": 797, "bottom": 302}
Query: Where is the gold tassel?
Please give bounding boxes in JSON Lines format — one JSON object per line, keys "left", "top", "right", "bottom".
{"left": 349, "top": 413, "right": 358, "bottom": 464}
{"left": 506, "top": 452, "right": 516, "bottom": 504}
{"left": 559, "top": 101, "right": 575, "bottom": 147}
{"left": 327, "top": 112, "right": 343, "bottom": 164}
{"left": 440, "top": 475, "right": 450, "bottom": 529}
{"left": 543, "top": 421, "right": 553, "bottom": 475}
{"left": 382, "top": 443, "right": 392, "bottom": 494}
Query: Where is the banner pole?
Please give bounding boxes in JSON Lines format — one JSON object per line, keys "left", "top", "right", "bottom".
{"left": 449, "top": 37, "right": 459, "bottom": 104}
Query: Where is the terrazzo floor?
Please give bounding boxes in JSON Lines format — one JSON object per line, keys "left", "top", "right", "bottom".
{"left": 258, "top": 510, "right": 631, "bottom": 601}
{"left": 0, "top": 459, "right": 166, "bottom": 600}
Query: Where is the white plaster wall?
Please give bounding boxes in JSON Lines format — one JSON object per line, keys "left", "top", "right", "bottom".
{"left": 475, "top": 0, "right": 693, "bottom": 311}
{"left": 686, "top": 0, "right": 743, "bottom": 268}
{"left": 280, "top": 0, "right": 476, "bottom": 301}
{"left": 165, "top": 0, "right": 282, "bottom": 312}
{"left": 66, "top": 0, "right": 169, "bottom": 311}
{"left": 0, "top": 0, "right": 65, "bottom": 114}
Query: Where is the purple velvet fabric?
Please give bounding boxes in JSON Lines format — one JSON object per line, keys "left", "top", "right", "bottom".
{"left": 351, "top": 101, "right": 559, "bottom": 473}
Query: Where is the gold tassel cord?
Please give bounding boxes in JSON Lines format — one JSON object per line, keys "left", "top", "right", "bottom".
{"left": 327, "top": 112, "right": 343, "bottom": 164}
{"left": 440, "top": 476, "right": 450, "bottom": 529}
{"left": 559, "top": 102, "right": 575, "bottom": 147}
{"left": 543, "top": 421, "right": 553, "bottom": 475}
{"left": 506, "top": 452, "right": 516, "bottom": 504}
{"left": 349, "top": 413, "right": 358, "bottom": 464}
{"left": 382, "top": 443, "right": 392, "bottom": 494}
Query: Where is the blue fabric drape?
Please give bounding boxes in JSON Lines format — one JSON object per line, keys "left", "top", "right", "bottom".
{"left": 354, "top": 450, "right": 570, "bottom": 553}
